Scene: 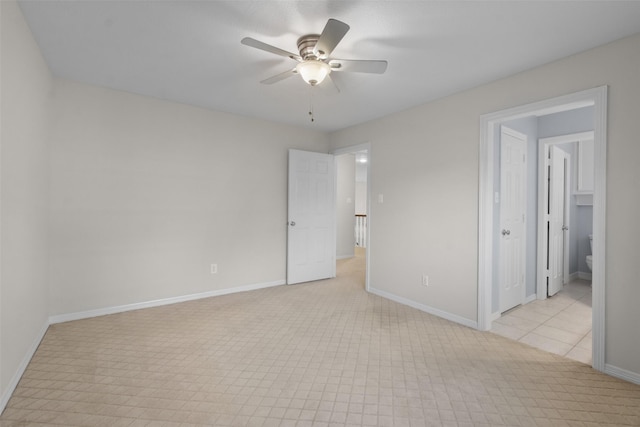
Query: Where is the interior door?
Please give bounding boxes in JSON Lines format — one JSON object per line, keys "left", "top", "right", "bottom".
{"left": 287, "top": 149, "right": 336, "bottom": 284}
{"left": 499, "top": 127, "right": 527, "bottom": 313}
{"left": 547, "top": 145, "right": 569, "bottom": 296}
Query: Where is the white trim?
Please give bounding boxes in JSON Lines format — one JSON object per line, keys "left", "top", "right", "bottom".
{"left": 370, "top": 287, "right": 478, "bottom": 329}
{"left": 568, "top": 271, "right": 579, "bottom": 282}
{"left": 591, "top": 86, "right": 607, "bottom": 372}
{"left": 0, "top": 321, "right": 49, "bottom": 413}
{"left": 330, "top": 142, "right": 372, "bottom": 292}
{"left": 478, "top": 86, "right": 607, "bottom": 374}
{"left": 49, "top": 280, "right": 285, "bottom": 324}
{"left": 577, "top": 271, "right": 592, "bottom": 281}
{"left": 492, "top": 293, "right": 536, "bottom": 323}
{"left": 477, "top": 119, "right": 494, "bottom": 331}
{"left": 331, "top": 143, "right": 370, "bottom": 156}
{"left": 336, "top": 254, "right": 354, "bottom": 260}
{"left": 605, "top": 364, "right": 640, "bottom": 386}
{"left": 537, "top": 131, "right": 594, "bottom": 146}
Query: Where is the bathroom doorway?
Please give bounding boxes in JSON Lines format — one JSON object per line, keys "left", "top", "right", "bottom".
{"left": 478, "top": 86, "right": 607, "bottom": 372}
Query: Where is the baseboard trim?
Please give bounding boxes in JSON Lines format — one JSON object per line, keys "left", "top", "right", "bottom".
{"left": 336, "top": 254, "right": 354, "bottom": 260}
{"left": 1, "top": 321, "right": 49, "bottom": 414}
{"left": 369, "top": 287, "right": 477, "bottom": 329}
{"left": 605, "top": 364, "right": 640, "bottom": 386}
{"left": 568, "top": 272, "right": 579, "bottom": 282}
{"left": 49, "top": 280, "right": 286, "bottom": 324}
{"left": 577, "top": 271, "right": 592, "bottom": 281}
{"left": 525, "top": 293, "right": 537, "bottom": 304}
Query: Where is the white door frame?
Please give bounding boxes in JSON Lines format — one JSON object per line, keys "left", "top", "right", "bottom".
{"left": 478, "top": 86, "right": 607, "bottom": 372}
{"left": 331, "top": 142, "right": 371, "bottom": 292}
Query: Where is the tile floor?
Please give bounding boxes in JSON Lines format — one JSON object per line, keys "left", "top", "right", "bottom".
{"left": 491, "top": 279, "right": 592, "bottom": 364}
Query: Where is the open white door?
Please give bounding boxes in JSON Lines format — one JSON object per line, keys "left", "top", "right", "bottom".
{"left": 287, "top": 149, "right": 336, "bottom": 284}
{"left": 499, "top": 127, "right": 527, "bottom": 313}
{"left": 547, "top": 145, "right": 570, "bottom": 296}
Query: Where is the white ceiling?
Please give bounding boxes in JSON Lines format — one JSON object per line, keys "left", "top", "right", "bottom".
{"left": 18, "top": 1, "right": 640, "bottom": 132}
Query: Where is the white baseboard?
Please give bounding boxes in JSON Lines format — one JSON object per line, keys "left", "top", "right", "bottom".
{"left": 1, "top": 321, "right": 49, "bottom": 414}
{"left": 490, "top": 294, "right": 535, "bottom": 323}
{"left": 568, "top": 272, "right": 579, "bottom": 282}
{"left": 336, "top": 254, "right": 354, "bottom": 260}
{"left": 605, "top": 364, "right": 640, "bottom": 386}
{"left": 3, "top": 280, "right": 286, "bottom": 414}
{"left": 369, "top": 287, "right": 477, "bottom": 329}
{"left": 577, "top": 271, "right": 592, "bottom": 281}
{"left": 49, "top": 279, "right": 285, "bottom": 324}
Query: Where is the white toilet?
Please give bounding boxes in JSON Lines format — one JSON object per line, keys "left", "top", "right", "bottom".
{"left": 586, "top": 234, "right": 593, "bottom": 271}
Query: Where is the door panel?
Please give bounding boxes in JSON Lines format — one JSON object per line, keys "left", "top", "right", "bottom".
{"left": 499, "top": 127, "right": 527, "bottom": 313}
{"left": 287, "top": 150, "right": 336, "bottom": 284}
{"left": 548, "top": 146, "right": 569, "bottom": 296}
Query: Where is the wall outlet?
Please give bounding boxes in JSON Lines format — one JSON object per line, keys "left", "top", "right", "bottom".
{"left": 211, "top": 263, "right": 217, "bottom": 274}
{"left": 422, "top": 274, "right": 429, "bottom": 287}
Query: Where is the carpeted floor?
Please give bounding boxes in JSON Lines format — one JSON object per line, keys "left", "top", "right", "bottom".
{"left": 1, "top": 247, "right": 639, "bottom": 426}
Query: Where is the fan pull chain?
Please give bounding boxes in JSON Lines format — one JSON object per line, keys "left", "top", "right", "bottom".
{"left": 308, "top": 87, "right": 315, "bottom": 123}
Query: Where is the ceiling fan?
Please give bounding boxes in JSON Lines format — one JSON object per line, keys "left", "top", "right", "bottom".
{"left": 241, "top": 19, "right": 388, "bottom": 88}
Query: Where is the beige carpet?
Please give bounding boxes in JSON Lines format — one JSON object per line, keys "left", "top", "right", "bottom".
{"left": 2, "top": 248, "right": 639, "bottom": 426}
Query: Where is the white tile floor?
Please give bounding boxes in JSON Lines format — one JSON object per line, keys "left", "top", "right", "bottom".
{"left": 491, "top": 279, "right": 592, "bottom": 364}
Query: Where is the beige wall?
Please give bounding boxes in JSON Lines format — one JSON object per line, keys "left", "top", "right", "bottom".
{"left": 48, "top": 79, "right": 329, "bottom": 316}
{"left": 0, "top": 0, "right": 52, "bottom": 400}
{"left": 329, "top": 33, "right": 640, "bottom": 375}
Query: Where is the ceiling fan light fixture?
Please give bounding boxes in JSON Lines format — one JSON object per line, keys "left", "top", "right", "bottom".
{"left": 296, "top": 60, "right": 331, "bottom": 86}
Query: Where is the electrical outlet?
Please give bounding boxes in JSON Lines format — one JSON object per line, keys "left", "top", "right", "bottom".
{"left": 422, "top": 274, "right": 429, "bottom": 287}
{"left": 211, "top": 264, "right": 217, "bottom": 274}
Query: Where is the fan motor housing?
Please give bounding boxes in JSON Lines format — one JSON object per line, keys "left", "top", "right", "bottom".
{"left": 297, "top": 34, "right": 323, "bottom": 60}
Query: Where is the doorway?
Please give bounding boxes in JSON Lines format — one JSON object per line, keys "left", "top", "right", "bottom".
{"left": 478, "top": 86, "right": 607, "bottom": 372}
{"left": 332, "top": 143, "right": 371, "bottom": 291}
{"left": 537, "top": 131, "right": 595, "bottom": 299}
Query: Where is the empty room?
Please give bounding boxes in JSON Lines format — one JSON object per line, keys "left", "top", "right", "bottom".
{"left": 2, "top": 1, "right": 640, "bottom": 426}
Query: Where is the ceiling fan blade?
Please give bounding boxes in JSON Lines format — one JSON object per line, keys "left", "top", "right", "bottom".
{"left": 324, "top": 74, "right": 340, "bottom": 94}
{"left": 241, "top": 37, "right": 302, "bottom": 62}
{"left": 314, "top": 19, "right": 350, "bottom": 58}
{"left": 329, "top": 59, "right": 388, "bottom": 74}
{"left": 260, "top": 68, "right": 297, "bottom": 85}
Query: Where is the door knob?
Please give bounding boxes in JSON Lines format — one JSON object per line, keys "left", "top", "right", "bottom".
{"left": 562, "top": 225, "right": 569, "bottom": 231}
{"left": 502, "top": 229, "right": 511, "bottom": 236}
{"left": 289, "top": 221, "right": 296, "bottom": 226}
